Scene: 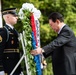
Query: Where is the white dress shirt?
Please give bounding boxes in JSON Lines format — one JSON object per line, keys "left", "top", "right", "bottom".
{"left": 6, "top": 23, "right": 14, "bottom": 29}
{"left": 58, "top": 24, "right": 66, "bottom": 34}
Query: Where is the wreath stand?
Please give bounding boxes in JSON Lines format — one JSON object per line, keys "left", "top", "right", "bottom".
{"left": 10, "top": 31, "right": 31, "bottom": 75}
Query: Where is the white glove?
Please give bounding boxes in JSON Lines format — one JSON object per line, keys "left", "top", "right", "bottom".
{"left": 20, "top": 71, "right": 24, "bottom": 75}
{"left": 0, "top": 71, "right": 5, "bottom": 75}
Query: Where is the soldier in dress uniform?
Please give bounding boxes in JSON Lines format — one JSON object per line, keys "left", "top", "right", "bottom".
{"left": 1, "top": 8, "right": 21, "bottom": 75}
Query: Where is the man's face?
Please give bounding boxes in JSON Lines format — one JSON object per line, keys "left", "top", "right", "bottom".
{"left": 7, "top": 14, "right": 18, "bottom": 25}
{"left": 49, "top": 19, "right": 59, "bottom": 33}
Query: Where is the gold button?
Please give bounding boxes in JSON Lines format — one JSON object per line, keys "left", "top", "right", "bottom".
{"left": 7, "top": 57, "right": 9, "bottom": 59}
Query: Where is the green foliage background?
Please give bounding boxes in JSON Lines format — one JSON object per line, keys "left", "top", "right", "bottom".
{"left": 2, "top": 0, "right": 76, "bottom": 75}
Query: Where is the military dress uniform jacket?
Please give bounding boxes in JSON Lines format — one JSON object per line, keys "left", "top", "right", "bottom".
{"left": 0, "top": 28, "right": 7, "bottom": 71}
{"left": 43, "top": 25, "right": 76, "bottom": 75}
{"left": 2, "top": 25, "right": 21, "bottom": 75}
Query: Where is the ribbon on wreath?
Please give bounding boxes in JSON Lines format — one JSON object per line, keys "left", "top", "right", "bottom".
{"left": 30, "top": 13, "right": 42, "bottom": 75}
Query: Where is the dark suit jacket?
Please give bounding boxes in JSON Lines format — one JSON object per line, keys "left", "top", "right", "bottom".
{"left": 43, "top": 25, "right": 76, "bottom": 75}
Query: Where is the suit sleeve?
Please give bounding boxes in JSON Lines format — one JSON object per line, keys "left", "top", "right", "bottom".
{"left": 42, "top": 28, "right": 74, "bottom": 58}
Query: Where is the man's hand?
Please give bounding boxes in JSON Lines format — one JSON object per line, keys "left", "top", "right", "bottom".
{"left": 31, "top": 47, "right": 43, "bottom": 55}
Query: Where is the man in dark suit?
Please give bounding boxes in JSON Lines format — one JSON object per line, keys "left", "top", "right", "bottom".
{"left": 31, "top": 12, "right": 76, "bottom": 75}
{"left": 1, "top": 8, "right": 21, "bottom": 75}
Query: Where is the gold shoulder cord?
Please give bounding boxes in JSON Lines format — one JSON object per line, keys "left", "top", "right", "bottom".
{"left": 0, "top": 35, "right": 2, "bottom": 43}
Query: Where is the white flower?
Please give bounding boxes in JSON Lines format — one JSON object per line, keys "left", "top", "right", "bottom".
{"left": 22, "top": 3, "right": 35, "bottom": 12}
{"left": 18, "top": 2, "right": 41, "bottom": 19}
{"left": 33, "top": 8, "right": 41, "bottom": 19}
{"left": 18, "top": 8, "right": 24, "bottom": 19}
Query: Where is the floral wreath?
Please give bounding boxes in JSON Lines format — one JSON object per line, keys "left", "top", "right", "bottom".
{"left": 19, "top": 3, "right": 41, "bottom": 75}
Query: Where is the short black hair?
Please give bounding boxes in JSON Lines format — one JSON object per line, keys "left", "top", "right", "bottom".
{"left": 48, "top": 12, "right": 64, "bottom": 22}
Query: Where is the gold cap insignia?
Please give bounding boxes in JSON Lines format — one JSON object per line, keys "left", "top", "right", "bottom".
{"left": 0, "top": 35, "right": 2, "bottom": 43}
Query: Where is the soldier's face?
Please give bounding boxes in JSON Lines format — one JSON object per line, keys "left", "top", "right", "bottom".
{"left": 7, "top": 14, "right": 18, "bottom": 25}
{"left": 49, "top": 19, "right": 60, "bottom": 33}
